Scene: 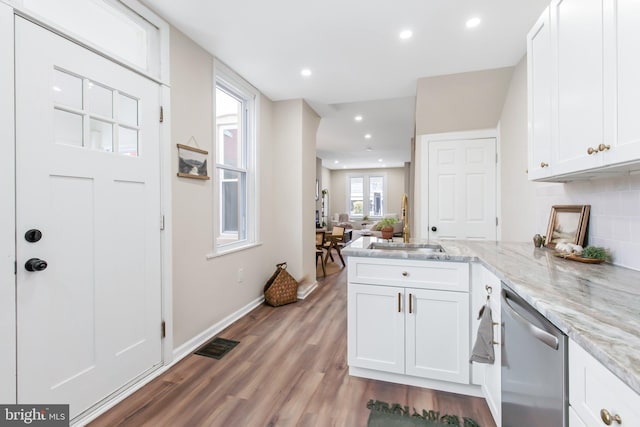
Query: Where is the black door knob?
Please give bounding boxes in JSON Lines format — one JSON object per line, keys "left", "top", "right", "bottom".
{"left": 25, "top": 229, "right": 43, "bottom": 243}
{"left": 431, "top": 226, "right": 437, "bottom": 232}
{"left": 25, "top": 258, "right": 47, "bottom": 272}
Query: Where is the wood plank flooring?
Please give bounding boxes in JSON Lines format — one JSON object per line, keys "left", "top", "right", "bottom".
{"left": 89, "top": 264, "right": 497, "bottom": 427}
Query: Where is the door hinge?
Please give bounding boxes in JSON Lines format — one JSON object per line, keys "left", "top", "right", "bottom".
{"left": 496, "top": 217, "right": 499, "bottom": 226}
{"left": 161, "top": 321, "right": 166, "bottom": 339}
{"left": 160, "top": 215, "right": 165, "bottom": 231}
{"left": 159, "top": 106, "right": 164, "bottom": 123}
{"left": 496, "top": 152, "right": 498, "bottom": 163}
{"left": 14, "top": 260, "right": 17, "bottom": 275}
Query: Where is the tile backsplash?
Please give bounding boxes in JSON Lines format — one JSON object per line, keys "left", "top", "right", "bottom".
{"left": 536, "top": 174, "right": 640, "bottom": 271}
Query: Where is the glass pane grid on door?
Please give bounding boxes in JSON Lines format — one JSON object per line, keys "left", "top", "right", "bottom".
{"left": 51, "top": 69, "right": 140, "bottom": 156}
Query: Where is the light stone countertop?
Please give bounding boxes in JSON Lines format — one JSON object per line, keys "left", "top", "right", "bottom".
{"left": 342, "top": 237, "right": 640, "bottom": 395}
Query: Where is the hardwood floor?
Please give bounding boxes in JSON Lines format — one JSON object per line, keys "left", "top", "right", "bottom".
{"left": 89, "top": 265, "right": 496, "bottom": 427}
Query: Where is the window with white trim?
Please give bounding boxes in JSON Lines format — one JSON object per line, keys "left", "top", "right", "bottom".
{"left": 214, "top": 66, "right": 257, "bottom": 251}
{"left": 348, "top": 174, "right": 385, "bottom": 218}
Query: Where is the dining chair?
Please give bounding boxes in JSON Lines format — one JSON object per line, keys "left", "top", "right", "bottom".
{"left": 315, "top": 231, "right": 326, "bottom": 276}
{"left": 324, "top": 226, "right": 345, "bottom": 267}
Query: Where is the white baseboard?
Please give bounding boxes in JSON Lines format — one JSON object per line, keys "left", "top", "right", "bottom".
{"left": 297, "top": 280, "right": 318, "bottom": 299}
{"left": 73, "top": 295, "right": 265, "bottom": 426}
{"left": 172, "top": 295, "right": 265, "bottom": 361}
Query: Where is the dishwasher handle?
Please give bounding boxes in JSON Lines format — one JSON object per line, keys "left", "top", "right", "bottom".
{"left": 502, "top": 289, "right": 559, "bottom": 350}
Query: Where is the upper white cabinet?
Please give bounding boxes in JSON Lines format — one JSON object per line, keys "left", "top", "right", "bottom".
{"left": 527, "top": 6, "right": 553, "bottom": 179}
{"left": 528, "top": 0, "right": 640, "bottom": 181}
{"left": 606, "top": 0, "right": 640, "bottom": 164}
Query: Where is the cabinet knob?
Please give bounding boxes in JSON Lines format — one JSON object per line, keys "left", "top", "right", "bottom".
{"left": 401, "top": 271, "right": 408, "bottom": 277}
{"left": 600, "top": 408, "right": 622, "bottom": 425}
{"left": 540, "top": 162, "right": 549, "bottom": 168}
{"left": 598, "top": 143, "right": 611, "bottom": 152}
{"left": 587, "top": 147, "right": 599, "bottom": 155}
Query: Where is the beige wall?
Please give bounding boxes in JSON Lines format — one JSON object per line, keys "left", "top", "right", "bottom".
{"left": 498, "top": 56, "right": 543, "bottom": 241}
{"left": 170, "top": 28, "right": 279, "bottom": 348}
{"left": 329, "top": 167, "right": 406, "bottom": 218}
{"left": 271, "top": 99, "right": 320, "bottom": 288}
{"left": 416, "top": 67, "right": 514, "bottom": 135}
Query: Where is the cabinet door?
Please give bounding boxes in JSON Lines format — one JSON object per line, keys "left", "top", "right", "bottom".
{"left": 551, "top": 0, "right": 604, "bottom": 175}
{"left": 347, "top": 283, "right": 405, "bottom": 374}
{"left": 405, "top": 288, "right": 469, "bottom": 384}
{"left": 528, "top": 6, "right": 554, "bottom": 180}
{"left": 605, "top": 0, "right": 640, "bottom": 164}
{"left": 481, "top": 268, "right": 502, "bottom": 427}
{"left": 569, "top": 340, "right": 640, "bottom": 426}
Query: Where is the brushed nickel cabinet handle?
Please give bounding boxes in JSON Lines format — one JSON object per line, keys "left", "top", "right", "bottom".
{"left": 398, "top": 293, "right": 401, "bottom": 313}
{"left": 409, "top": 293, "right": 413, "bottom": 314}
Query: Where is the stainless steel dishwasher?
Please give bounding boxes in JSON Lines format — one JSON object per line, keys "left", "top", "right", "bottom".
{"left": 501, "top": 283, "right": 567, "bottom": 427}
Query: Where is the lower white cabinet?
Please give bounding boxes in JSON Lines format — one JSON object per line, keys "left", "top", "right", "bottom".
{"left": 470, "top": 265, "right": 502, "bottom": 426}
{"left": 569, "top": 340, "right": 640, "bottom": 426}
{"left": 347, "top": 258, "right": 470, "bottom": 385}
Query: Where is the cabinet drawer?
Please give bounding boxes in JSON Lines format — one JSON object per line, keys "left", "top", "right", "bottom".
{"left": 348, "top": 258, "right": 469, "bottom": 292}
{"left": 569, "top": 340, "right": 640, "bottom": 426}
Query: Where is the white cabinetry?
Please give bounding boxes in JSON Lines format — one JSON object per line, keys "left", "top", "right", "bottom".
{"left": 528, "top": 0, "right": 640, "bottom": 181}
{"left": 470, "top": 264, "right": 502, "bottom": 427}
{"left": 569, "top": 340, "right": 640, "bottom": 426}
{"left": 347, "top": 258, "right": 470, "bottom": 386}
{"left": 527, "top": 6, "right": 553, "bottom": 179}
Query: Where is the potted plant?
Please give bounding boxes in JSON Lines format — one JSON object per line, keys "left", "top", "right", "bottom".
{"left": 376, "top": 217, "right": 397, "bottom": 240}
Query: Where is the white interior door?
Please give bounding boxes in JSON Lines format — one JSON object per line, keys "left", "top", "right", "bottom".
{"left": 15, "top": 17, "right": 162, "bottom": 418}
{"left": 428, "top": 138, "right": 496, "bottom": 240}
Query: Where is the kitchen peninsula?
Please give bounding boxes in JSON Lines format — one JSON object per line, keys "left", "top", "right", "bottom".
{"left": 343, "top": 238, "right": 640, "bottom": 425}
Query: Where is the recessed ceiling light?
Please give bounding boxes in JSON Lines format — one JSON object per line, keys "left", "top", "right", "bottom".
{"left": 342, "top": 165, "right": 346, "bottom": 169}
{"left": 354, "top": 115, "right": 363, "bottom": 122}
{"left": 466, "top": 17, "right": 481, "bottom": 28}
{"left": 334, "top": 160, "right": 339, "bottom": 164}
{"left": 399, "top": 29, "right": 413, "bottom": 40}
{"left": 364, "top": 134, "right": 372, "bottom": 139}
{"left": 52, "top": 86, "right": 62, "bottom": 92}
{"left": 378, "top": 158, "right": 383, "bottom": 162}
{"left": 301, "top": 68, "right": 312, "bottom": 77}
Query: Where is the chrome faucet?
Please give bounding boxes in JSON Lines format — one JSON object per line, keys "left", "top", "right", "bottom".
{"left": 401, "top": 193, "right": 410, "bottom": 243}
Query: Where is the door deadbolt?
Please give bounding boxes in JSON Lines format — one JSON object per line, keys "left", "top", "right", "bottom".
{"left": 25, "top": 258, "right": 48, "bottom": 272}
{"left": 25, "top": 229, "right": 43, "bottom": 243}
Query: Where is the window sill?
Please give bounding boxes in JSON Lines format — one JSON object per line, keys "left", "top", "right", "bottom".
{"left": 206, "top": 242, "right": 263, "bottom": 260}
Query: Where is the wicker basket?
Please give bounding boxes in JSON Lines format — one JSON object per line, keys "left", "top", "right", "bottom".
{"left": 264, "top": 262, "right": 298, "bottom": 307}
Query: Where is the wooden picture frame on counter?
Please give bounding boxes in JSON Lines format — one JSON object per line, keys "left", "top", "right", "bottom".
{"left": 545, "top": 205, "right": 590, "bottom": 249}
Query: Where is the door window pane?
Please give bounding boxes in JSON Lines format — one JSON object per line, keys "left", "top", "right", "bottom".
{"left": 54, "top": 108, "right": 83, "bottom": 147}
{"left": 349, "top": 177, "right": 364, "bottom": 216}
{"left": 118, "top": 126, "right": 138, "bottom": 156}
{"left": 216, "top": 87, "right": 243, "bottom": 168}
{"left": 90, "top": 119, "right": 113, "bottom": 152}
{"left": 118, "top": 93, "right": 138, "bottom": 126}
{"left": 88, "top": 81, "right": 113, "bottom": 118}
{"left": 53, "top": 69, "right": 82, "bottom": 109}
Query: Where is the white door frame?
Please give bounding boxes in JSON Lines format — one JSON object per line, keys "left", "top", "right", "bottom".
{"left": 0, "top": 0, "right": 17, "bottom": 404}
{"left": 0, "top": 0, "right": 174, "bottom": 414}
{"left": 415, "top": 128, "right": 501, "bottom": 240}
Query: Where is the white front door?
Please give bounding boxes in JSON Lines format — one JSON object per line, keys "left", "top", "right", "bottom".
{"left": 428, "top": 138, "right": 497, "bottom": 240}
{"left": 15, "top": 17, "right": 162, "bottom": 418}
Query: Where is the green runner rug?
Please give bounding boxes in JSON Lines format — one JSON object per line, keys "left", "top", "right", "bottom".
{"left": 367, "top": 400, "right": 481, "bottom": 427}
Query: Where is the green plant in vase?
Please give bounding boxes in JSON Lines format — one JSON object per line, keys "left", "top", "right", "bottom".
{"left": 376, "top": 217, "right": 397, "bottom": 239}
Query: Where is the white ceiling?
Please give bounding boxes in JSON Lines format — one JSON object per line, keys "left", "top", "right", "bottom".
{"left": 143, "top": 0, "right": 549, "bottom": 169}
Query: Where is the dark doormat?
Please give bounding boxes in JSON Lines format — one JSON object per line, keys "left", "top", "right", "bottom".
{"left": 366, "top": 400, "right": 480, "bottom": 427}
{"left": 194, "top": 337, "right": 240, "bottom": 360}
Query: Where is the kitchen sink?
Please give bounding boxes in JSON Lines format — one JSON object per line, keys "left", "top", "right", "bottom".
{"left": 367, "top": 242, "right": 445, "bottom": 253}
